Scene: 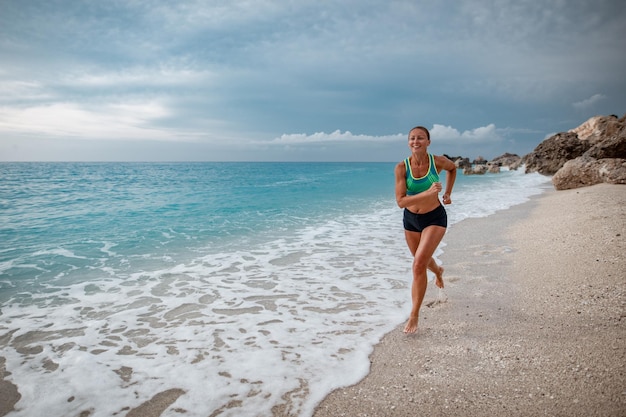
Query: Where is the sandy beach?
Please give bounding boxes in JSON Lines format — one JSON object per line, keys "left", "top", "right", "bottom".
{"left": 314, "top": 183, "right": 626, "bottom": 417}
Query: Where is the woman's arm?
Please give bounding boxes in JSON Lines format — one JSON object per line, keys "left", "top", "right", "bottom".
{"left": 434, "top": 155, "right": 457, "bottom": 204}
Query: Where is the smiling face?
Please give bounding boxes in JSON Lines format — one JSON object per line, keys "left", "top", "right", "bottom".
{"left": 408, "top": 126, "right": 431, "bottom": 154}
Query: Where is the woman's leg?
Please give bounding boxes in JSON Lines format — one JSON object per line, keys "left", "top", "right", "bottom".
{"left": 429, "top": 257, "right": 445, "bottom": 289}
{"left": 404, "top": 225, "right": 447, "bottom": 334}
{"left": 405, "top": 231, "right": 444, "bottom": 285}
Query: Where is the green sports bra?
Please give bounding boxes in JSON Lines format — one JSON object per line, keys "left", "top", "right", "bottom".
{"left": 405, "top": 154, "right": 440, "bottom": 195}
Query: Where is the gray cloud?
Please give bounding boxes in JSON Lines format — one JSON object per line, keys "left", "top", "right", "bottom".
{"left": 573, "top": 94, "right": 607, "bottom": 110}
{"left": 0, "top": 0, "right": 624, "bottom": 161}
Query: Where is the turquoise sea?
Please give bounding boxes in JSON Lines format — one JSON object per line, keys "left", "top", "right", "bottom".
{"left": 0, "top": 162, "right": 551, "bottom": 417}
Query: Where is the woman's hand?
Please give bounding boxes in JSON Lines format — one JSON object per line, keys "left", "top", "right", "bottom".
{"left": 429, "top": 182, "right": 443, "bottom": 195}
{"left": 442, "top": 193, "right": 452, "bottom": 205}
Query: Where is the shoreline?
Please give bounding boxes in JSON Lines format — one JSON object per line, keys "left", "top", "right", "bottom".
{"left": 313, "top": 183, "right": 626, "bottom": 416}
{"left": 2, "top": 184, "right": 623, "bottom": 417}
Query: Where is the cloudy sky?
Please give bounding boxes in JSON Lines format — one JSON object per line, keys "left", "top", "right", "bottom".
{"left": 1, "top": 0, "right": 624, "bottom": 162}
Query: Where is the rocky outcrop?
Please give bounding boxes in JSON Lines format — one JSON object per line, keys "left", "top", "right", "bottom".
{"left": 446, "top": 155, "right": 471, "bottom": 171}
{"left": 584, "top": 130, "right": 626, "bottom": 160}
{"left": 487, "top": 164, "right": 501, "bottom": 174}
{"left": 443, "top": 114, "right": 623, "bottom": 187}
{"left": 491, "top": 153, "right": 522, "bottom": 170}
{"left": 463, "top": 164, "right": 488, "bottom": 175}
{"left": 569, "top": 114, "right": 623, "bottom": 144}
{"left": 447, "top": 153, "right": 521, "bottom": 175}
{"left": 524, "top": 113, "right": 626, "bottom": 190}
{"left": 523, "top": 132, "right": 591, "bottom": 175}
{"left": 473, "top": 156, "right": 487, "bottom": 165}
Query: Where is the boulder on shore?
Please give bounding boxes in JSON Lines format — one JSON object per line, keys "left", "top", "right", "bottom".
{"left": 552, "top": 156, "right": 626, "bottom": 190}
{"left": 523, "top": 113, "right": 626, "bottom": 190}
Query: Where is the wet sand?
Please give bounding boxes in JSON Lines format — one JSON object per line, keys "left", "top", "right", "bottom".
{"left": 313, "top": 183, "right": 626, "bottom": 417}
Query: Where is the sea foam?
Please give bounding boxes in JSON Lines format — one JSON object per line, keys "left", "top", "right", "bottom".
{"left": 0, "top": 163, "right": 551, "bottom": 416}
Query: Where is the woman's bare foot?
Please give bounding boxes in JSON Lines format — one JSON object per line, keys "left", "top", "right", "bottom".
{"left": 435, "top": 266, "right": 445, "bottom": 289}
{"left": 403, "top": 315, "right": 419, "bottom": 334}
